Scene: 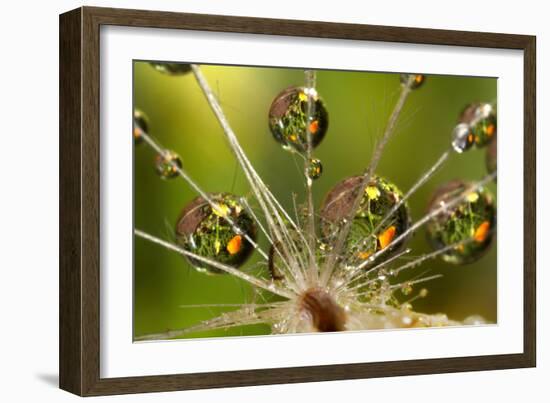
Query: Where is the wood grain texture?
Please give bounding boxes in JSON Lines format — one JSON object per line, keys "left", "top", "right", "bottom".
{"left": 59, "top": 8, "right": 83, "bottom": 396}
{"left": 59, "top": 6, "right": 537, "bottom": 396}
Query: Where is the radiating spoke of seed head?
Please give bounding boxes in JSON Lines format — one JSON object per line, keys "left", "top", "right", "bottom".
{"left": 134, "top": 229, "right": 294, "bottom": 299}
{"left": 390, "top": 238, "right": 477, "bottom": 276}
{"left": 321, "top": 76, "right": 414, "bottom": 286}
{"left": 389, "top": 274, "right": 443, "bottom": 291}
{"left": 135, "top": 301, "right": 293, "bottom": 341}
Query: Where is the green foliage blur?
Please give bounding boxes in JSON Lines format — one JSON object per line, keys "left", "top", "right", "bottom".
{"left": 133, "top": 61, "right": 497, "bottom": 340}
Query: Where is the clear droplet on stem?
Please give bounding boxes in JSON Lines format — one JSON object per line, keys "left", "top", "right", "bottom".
{"left": 451, "top": 122, "right": 474, "bottom": 153}
{"left": 149, "top": 62, "right": 192, "bottom": 75}
{"left": 458, "top": 102, "right": 497, "bottom": 148}
{"left": 155, "top": 150, "right": 183, "bottom": 179}
{"left": 401, "top": 282, "right": 413, "bottom": 295}
{"left": 133, "top": 109, "right": 149, "bottom": 145}
{"left": 306, "top": 158, "right": 323, "bottom": 180}
{"left": 400, "top": 73, "right": 425, "bottom": 89}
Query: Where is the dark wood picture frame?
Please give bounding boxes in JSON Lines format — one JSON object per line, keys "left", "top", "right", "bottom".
{"left": 59, "top": 6, "right": 536, "bottom": 396}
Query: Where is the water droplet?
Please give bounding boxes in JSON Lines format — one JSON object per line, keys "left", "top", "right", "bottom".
{"left": 175, "top": 193, "right": 257, "bottom": 274}
{"left": 149, "top": 62, "right": 192, "bottom": 75}
{"left": 401, "top": 282, "right": 413, "bottom": 296}
{"left": 133, "top": 109, "right": 149, "bottom": 144}
{"left": 463, "top": 315, "right": 487, "bottom": 325}
{"left": 458, "top": 102, "right": 497, "bottom": 148}
{"left": 419, "top": 288, "right": 428, "bottom": 298}
{"left": 155, "top": 150, "right": 182, "bottom": 179}
{"left": 426, "top": 180, "right": 496, "bottom": 264}
{"left": 268, "top": 86, "right": 329, "bottom": 153}
{"left": 306, "top": 158, "right": 323, "bottom": 180}
{"left": 319, "top": 175, "right": 411, "bottom": 263}
{"left": 451, "top": 123, "right": 474, "bottom": 153}
{"left": 400, "top": 73, "right": 425, "bottom": 89}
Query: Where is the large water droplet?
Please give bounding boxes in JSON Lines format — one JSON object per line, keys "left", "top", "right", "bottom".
{"left": 426, "top": 180, "right": 496, "bottom": 264}
{"left": 268, "top": 86, "right": 328, "bottom": 153}
{"left": 319, "top": 175, "right": 411, "bottom": 264}
{"left": 175, "top": 193, "right": 257, "bottom": 274}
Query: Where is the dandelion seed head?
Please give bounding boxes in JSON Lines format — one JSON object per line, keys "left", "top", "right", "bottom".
{"left": 133, "top": 65, "right": 497, "bottom": 341}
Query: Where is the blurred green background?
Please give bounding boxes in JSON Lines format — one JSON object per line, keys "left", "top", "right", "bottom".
{"left": 133, "top": 61, "right": 497, "bottom": 340}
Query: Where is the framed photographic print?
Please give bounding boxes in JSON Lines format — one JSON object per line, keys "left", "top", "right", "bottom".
{"left": 59, "top": 6, "right": 536, "bottom": 396}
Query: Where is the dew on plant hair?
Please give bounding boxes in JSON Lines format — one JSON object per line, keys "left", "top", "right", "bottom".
{"left": 175, "top": 193, "right": 257, "bottom": 274}
{"left": 133, "top": 64, "right": 497, "bottom": 341}
{"left": 400, "top": 73, "right": 425, "bottom": 89}
{"left": 425, "top": 180, "right": 496, "bottom": 264}
{"left": 463, "top": 314, "right": 487, "bottom": 325}
{"left": 268, "top": 86, "right": 328, "bottom": 153}
{"left": 451, "top": 122, "right": 474, "bottom": 153}
{"left": 458, "top": 102, "right": 497, "bottom": 148}
{"left": 149, "top": 62, "right": 192, "bottom": 75}
{"left": 306, "top": 158, "right": 323, "bottom": 180}
{"left": 133, "top": 108, "right": 149, "bottom": 145}
{"left": 154, "top": 150, "right": 183, "bottom": 179}
{"left": 401, "top": 282, "right": 413, "bottom": 296}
